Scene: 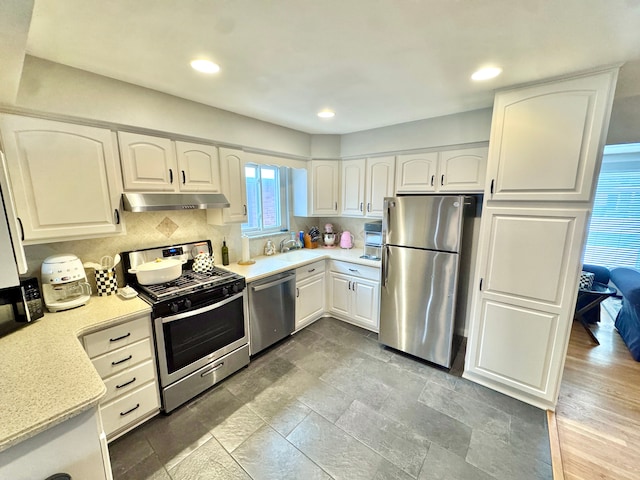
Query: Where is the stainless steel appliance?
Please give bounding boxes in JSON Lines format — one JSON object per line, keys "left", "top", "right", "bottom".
{"left": 123, "top": 240, "right": 248, "bottom": 413}
{"left": 248, "top": 272, "right": 295, "bottom": 355}
{"left": 361, "top": 220, "right": 382, "bottom": 260}
{"left": 0, "top": 277, "right": 44, "bottom": 338}
{"left": 41, "top": 254, "right": 92, "bottom": 312}
{"left": 380, "top": 195, "right": 474, "bottom": 368}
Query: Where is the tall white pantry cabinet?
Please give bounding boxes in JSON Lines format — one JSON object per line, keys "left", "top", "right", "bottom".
{"left": 464, "top": 68, "right": 619, "bottom": 410}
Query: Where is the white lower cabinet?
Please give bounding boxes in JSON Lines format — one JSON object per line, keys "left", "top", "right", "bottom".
{"left": 83, "top": 313, "right": 160, "bottom": 441}
{"left": 295, "top": 261, "right": 326, "bottom": 331}
{"left": 328, "top": 261, "right": 380, "bottom": 332}
{"left": 0, "top": 408, "right": 112, "bottom": 480}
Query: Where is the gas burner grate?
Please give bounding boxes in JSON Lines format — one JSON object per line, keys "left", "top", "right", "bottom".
{"left": 139, "top": 267, "right": 239, "bottom": 301}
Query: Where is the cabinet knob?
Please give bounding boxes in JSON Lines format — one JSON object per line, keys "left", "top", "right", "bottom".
{"left": 182, "top": 170, "right": 186, "bottom": 184}
{"left": 441, "top": 174, "right": 444, "bottom": 186}
{"left": 114, "top": 209, "right": 120, "bottom": 225}
{"left": 430, "top": 175, "right": 435, "bottom": 186}
{"left": 360, "top": 202, "right": 363, "bottom": 212}
{"left": 169, "top": 168, "right": 174, "bottom": 184}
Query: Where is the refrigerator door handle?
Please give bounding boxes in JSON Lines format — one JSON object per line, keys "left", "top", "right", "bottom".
{"left": 382, "top": 245, "right": 390, "bottom": 287}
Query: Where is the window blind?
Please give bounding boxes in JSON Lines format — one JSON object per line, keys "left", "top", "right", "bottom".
{"left": 583, "top": 145, "right": 640, "bottom": 269}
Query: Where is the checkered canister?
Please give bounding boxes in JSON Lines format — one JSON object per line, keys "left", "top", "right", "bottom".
{"left": 95, "top": 267, "right": 118, "bottom": 296}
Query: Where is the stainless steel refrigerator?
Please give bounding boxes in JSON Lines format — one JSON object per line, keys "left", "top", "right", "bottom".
{"left": 380, "top": 195, "right": 474, "bottom": 368}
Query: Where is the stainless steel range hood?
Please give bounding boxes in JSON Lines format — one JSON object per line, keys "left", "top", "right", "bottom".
{"left": 122, "top": 193, "right": 230, "bottom": 212}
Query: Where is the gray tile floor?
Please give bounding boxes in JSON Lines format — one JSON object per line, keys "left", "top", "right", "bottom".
{"left": 109, "top": 317, "right": 552, "bottom": 480}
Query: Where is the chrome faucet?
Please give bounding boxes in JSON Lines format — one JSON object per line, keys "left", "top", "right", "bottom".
{"left": 280, "top": 233, "right": 302, "bottom": 253}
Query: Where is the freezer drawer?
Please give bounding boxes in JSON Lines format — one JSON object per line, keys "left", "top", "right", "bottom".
{"left": 380, "top": 245, "right": 459, "bottom": 367}
{"left": 248, "top": 272, "right": 296, "bottom": 355}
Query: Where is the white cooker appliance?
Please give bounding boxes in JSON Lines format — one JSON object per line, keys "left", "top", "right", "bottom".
{"left": 122, "top": 240, "right": 248, "bottom": 413}
{"left": 41, "top": 254, "right": 91, "bottom": 312}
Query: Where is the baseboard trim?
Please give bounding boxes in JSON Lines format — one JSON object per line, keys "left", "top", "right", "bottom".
{"left": 547, "top": 410, "right": 565, "bottom": 480}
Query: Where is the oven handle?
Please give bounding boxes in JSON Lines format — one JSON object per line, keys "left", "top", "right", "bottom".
{"left": 250, "top": 273, "right": 295, "bottom": 292}
{"left": 159, "top": 290, "right": 245, "bottom": 324}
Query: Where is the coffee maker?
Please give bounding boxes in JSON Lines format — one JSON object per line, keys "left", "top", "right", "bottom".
{"left": 41, "top": 254, "right": 91, "bottom": 312}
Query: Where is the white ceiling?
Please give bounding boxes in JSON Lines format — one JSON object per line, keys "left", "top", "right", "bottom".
{"left": 25, "top": 0, "right": 640, "bottom": 134}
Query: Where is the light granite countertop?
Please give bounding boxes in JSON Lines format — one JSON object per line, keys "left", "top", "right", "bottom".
{"left": 0, "top": 294, "right": 151, "bottom": 453}
{"left": 0, "top": 247, "right": 378, "bottom": 454}
{"left": 221, "top": 247, "right": 381, "bottom": 282}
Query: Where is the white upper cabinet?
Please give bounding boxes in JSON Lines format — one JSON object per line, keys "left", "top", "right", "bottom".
{"left": 118, "top": 132, "right": 176, "bottom": 192}
{"left": 438, "top": 147, "right": 488, "bottom": 192}
{"left": 174, "top": 141, "right": 221, "bottom": 192}
{"left": 207, "top": 147, "right": 247, "bottom": 224}
{"left": 341, "top": 156, "right": 394, "bottom": 218}
{"left": 486, "top": 71, "right": 618, "bottom": 202}
{"left": 366, "top": 156, "right": 396, "bottom": 217}
{"left": 119, "top": 132, "right": 220, "bottom": 193}
{"left": 0, "top": 114, "right": 124, "bottom": 243}
{"left": 395, "top": 152, "right": 438, "bottom": 193}
{"left": 396, "top": 147, "right": 487, "bottom": 194}
{"left": 293, "top": 160, "right": 340, "bottom": 217}
{"left": 341, "top": 159, "right": 366, "bottom": 216}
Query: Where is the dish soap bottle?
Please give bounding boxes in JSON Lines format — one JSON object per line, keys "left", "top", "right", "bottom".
{"left": 221, "top": 238, "right": 229, "bottom": 266}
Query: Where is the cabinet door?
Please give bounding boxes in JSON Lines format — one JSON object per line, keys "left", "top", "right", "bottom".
{"left": 118, "top": 132, "right": 177, "bottom": 192}
{"left": 312, "top": 161, "right": 340, "bottom": 215}
{"left": 296, "top": 273, "right": 325, "bottom": 331}
{"left": 175, "top": 141, "right": 221, "bottom": 192}
{"left": 486, "top": 70, "right": 618, "bottom": 201}
{"left": 352, "top": 277, "right": 380, "bottom": 331}
{"left": 209, "top": 148, "right": 247, "bottom": 224}
{"left": 395, "top": 152, "right": 438, "bottom": 193}
{"left": 366, "top": 156, "right": 395, "bottom": 217}
{"left": 0, "top": 115, "right": 124, "bottom": 243}
{"left": 438, "top": 147, "right": 488, "bottom": 193}
{"left": 341, "top": 159, "right": 366, "bottom": 216}
{"left": 328, "top": 272, "right": 351, "bottom": 317}
{"left": 464, "top": 206, "right": 589, "bottom": 409}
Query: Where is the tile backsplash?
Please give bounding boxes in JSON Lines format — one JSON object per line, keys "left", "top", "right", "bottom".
{"left": 22, "top": 210, "right": 323, "bottom": 286}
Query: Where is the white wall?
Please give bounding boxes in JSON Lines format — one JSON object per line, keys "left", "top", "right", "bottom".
{"left": 607, "top": 95, "right": 640, "bottom": 145}
{"left": 340, "top": 108, "right": 493, "bottom": 157}
{"left": 0, "top": 0, "right": 33, "bottom": 104}
{"left": 14, "top": 56, "right": 312, "bottom": 158}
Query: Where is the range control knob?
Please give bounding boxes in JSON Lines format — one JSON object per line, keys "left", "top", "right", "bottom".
{"left": 221, "top": 286, "right": 229, "bottom": 296}
{"left": 184, "top": 298, "right": 192, "bottom": 309}
{"left": 232, "top": 283, "right": 240, "bottom": 294}
{"left": 170, "top": 302, "right": 180, "bottom": 314}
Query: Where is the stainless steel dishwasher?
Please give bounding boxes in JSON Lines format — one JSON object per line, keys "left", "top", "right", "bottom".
{"left": 248, "top": 271, "right": 296, "bottom": 355}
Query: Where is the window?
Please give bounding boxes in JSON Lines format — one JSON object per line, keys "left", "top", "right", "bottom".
{"left": 583, "top": 144, "right": 640, "bottom": 269}
{"left": 242, "top": 164, "right": 289, "bottom": 236}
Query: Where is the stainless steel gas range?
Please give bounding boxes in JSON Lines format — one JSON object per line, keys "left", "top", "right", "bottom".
{"left": 122, "top": 240, "right": 249, "bottom": 413}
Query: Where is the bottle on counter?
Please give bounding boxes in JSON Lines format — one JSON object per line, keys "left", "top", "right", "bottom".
{"left": 299, "top": 230, "right": 305, "bottom": 248}
{"left": 221, "top": 238, "right": 229, "bottom": 266}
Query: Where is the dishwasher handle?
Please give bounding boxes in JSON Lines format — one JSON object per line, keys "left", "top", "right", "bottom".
{"left": 251, "top": 273, "right": 295, "bottom": 292}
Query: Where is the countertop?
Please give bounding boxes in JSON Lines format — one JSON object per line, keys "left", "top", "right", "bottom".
{"left": 0, "top": 294, "right": 151, "bottom": 453}
{"left": 0, "top": 247, "right": 379, "bottom": 453}
{"left": 221, "top": 247, "right": 381, "bottom": 282}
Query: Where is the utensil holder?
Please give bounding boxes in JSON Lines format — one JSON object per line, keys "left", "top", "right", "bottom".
{"left": 303, "top": 234, "right": 318, "bottom": 249}
{"left": 95, "top": 267, "right": 118, "bottom": 296}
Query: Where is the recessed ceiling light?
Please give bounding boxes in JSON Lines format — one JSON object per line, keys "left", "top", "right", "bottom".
{"left": 471, "top": 67, "right": 502, "bottom": 81}
{"left": 317, "top": 110, "right": 335, "bottom": 118}
{"left": 190, "top": 59, "right": 220, "bottom": 74}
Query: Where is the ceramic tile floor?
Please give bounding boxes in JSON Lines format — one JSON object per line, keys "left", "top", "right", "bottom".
{"left": 109, "top": 317, "right": 552, "bottom": 480}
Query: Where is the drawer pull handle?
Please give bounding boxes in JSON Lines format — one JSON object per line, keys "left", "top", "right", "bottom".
{"left": 109, "top": 332, "right": 131, "bottom": 342}
{"left": 348, "top": 268, "right": 358, "bottom": 272}
{"left": 200, "top": 362, "right": 224, "bottom": 377}
{"left": 308, "top": 268, "right": 316, "bottom": 273}
{"left": 120, "top": 403, "right": 140, "bottom": 417}
{"left": 112, "top": 355, "right": 133, "bottom": 366}
{"left": 115, "top": 377, "right": 137, "bottom": 389}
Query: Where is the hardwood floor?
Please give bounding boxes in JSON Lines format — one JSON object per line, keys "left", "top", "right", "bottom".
{"left": 553, "top": 300, "right": 640, "bottom": 480}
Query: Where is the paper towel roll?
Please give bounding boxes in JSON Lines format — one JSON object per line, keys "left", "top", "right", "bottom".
{"left": 241, "top": 235, "right": 250, "bottom": 262}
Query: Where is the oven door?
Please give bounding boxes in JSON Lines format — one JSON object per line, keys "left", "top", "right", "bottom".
{"left": 154, "top": 290, "right": 248, "bottom": 387}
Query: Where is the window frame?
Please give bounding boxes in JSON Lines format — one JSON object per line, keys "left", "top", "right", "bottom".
{"left": 241, "top": 163, "right": 290, "bottom": 238}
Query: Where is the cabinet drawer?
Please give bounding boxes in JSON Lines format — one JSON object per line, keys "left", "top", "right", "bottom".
{"left": 329, "top": 261, "right": 380, "bottom": 281}
{"left": 84, "top": 315, "right": 151, "bottom": 358}
{"left": 91, "top": 338, "right": 153, "bottom": 378}
{"left": 296, "top": 260, "right": 326, "bottom": 282}
{"left": 100, "top": 381, "right": 159, "bottom": 436}
{"left": 102, "top": 359, "right": 157, "bottom": 403}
